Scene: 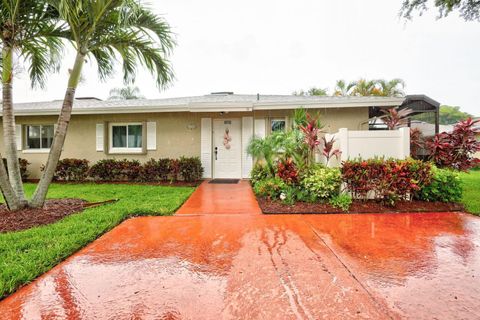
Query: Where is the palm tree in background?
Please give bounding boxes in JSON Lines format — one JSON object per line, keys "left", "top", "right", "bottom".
{"left": 30, "top": 0, "right": 175, "bottom": 207}
{"left": 350, "top": 79, "right": 377, "bottom": 96}
{"left": 375, "top": 78, "right": 405, "bottom": 97}
{"left": 0, "top": 0, "right": 65, "bottom": 209}
{"left": 108, "top": 86, "right": 145, "bottom": 100}
{"left": 333, "top": 80, "right": 355, "bottom": 96}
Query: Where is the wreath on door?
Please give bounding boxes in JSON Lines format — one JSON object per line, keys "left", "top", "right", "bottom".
{"left": 223, "top": 128, "right": 232, "bottom": 150}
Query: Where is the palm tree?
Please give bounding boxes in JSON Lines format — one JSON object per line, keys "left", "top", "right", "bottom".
{"left": 375, "top": 78, "right": 406, "bottom": 97}
{"left": 108, "top": 86, "right": 144, "bottom": 100}
{"left": 0, "top": 0, "right": 65, "bottom": 209}
{"left": 350, "top": 79, "right": 377, "bottom": 96}
{"left": 30, "top": 0, "right": 175, "bottom": 207}
{"left": 333, "top": 80, "right": 355, "bottom": 96}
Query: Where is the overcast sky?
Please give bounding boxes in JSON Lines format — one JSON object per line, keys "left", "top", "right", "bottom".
{"left": 13, "top": 0, "right": 480, "bottom": 115}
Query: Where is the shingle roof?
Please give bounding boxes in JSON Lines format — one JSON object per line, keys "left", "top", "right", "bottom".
{"left": 1, "top": 94, "right": 406, "bottom": 116}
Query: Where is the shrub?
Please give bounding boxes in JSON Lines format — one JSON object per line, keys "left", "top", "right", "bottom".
{"left": 276, "top": 158, "right": 299, "bottom": 184}
{"left": 250, "top": 163, "right": 270, "bottom": 187}
{"left": 169, "top": 159, "right": 180, "bottom": 182}
{"left": 329, "top": 194, "right": 352, "bottom": 211}
{"left": 89, "top": 159, "right": 119, "bottom": 181}
{"left": 89, "top": 159, "right": 141, "bottom": 181}
{"left": 428, "top": 118, "right": 480, "bottom": 171}
{"left": 253, "top": 177, "right": 286, "bottom": 200}
{"left": 415, "top": 166, "right": 462, "bottom": 202}
{"left": 341, "top": 158, "right": 432, "bottom": 205}
{"left": 300, "top": 165, "right": 341, "bottom": 201}
{"left": 3, "top": 158, "right": 30, "bottom": 181}
{"left": 53, "top": 158, "right": 89, "bottom": 181}
{"left": 178, "top": 157, "right": 203, "bottom": 182}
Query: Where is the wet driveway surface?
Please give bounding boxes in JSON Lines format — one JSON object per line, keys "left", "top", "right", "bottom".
{"left": 1, "top": 212, "right": 479, "bottom": 319}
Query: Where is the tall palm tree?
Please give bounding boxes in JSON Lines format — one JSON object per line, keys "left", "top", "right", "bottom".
{"left": 30, "top": 0, "right": 175, "bottom": 207}
{"left": 0, "top": 0, "right": 65, "bottom": 209}
{"left": 108, "top": 86, "right": 144, "bottom": 100}
{"left": 375, "top": 78, "right": 406, "bottom": 97}
{"left": 350, "top": 79, "right": 377, "bottom": 96}
{"left": 333, "top": 80, "right": 355, "bottom": 96}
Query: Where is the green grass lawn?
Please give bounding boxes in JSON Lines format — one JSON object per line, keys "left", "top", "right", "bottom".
{"left": 0, "top": 183, "right": 194, "bottom": 299}
{"left": 460, "top": 170, "right": 480, "bottom": 215}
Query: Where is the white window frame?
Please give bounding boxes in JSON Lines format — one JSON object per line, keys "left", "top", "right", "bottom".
{"left": 109, "top": 122, "right": 143, "bottom": 154}
{"left": 270, "top": 118, "right": 286, "bottom": 133}
{"left": 23, "top": 124, "right": 54, "bottom": 153}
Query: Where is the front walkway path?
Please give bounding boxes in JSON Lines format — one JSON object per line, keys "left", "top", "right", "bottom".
{"left": 1, "top": 212, "right": 479, "bottom": 319}
{"left": 176, "top": 180, "right": 262, "bottom": 215}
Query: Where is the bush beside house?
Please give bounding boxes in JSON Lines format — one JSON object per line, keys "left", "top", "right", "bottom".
{"left": 47, "top": 157, "right": 203, "bottom": 182}
{"left": 248, "top": 109, "right": 478, "bottom": 213}
{"left": 3, "top": 158, "right": 30, "bottom": 181}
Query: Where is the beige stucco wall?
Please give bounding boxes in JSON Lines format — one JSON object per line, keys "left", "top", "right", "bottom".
{"left": 0, "top": 107, "right": 368, "bottom": 178}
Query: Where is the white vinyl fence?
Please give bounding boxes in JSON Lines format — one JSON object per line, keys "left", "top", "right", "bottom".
{"left": 323, "top": 127, "right": 410, "bottom": 167}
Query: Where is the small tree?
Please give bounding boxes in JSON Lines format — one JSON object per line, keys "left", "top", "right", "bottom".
{"left": 381, "top": 107, "right": 414, "bottom": 130}
{"left": 30, "top": 0, "right": 175, "bottom": 207}
{"left": 299, "top": 113, "right": 323, "bottom": 166}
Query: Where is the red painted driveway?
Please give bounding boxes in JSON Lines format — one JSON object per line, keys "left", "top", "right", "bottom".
{"left": 1, "top": 212, "right": 479, "bottom": 319}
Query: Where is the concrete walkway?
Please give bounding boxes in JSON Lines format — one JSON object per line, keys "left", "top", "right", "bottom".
{"left": 176, "top": 180, "right": 262, "bottom": 215}
{"left": 1, "top": 211, "right": 480, "bottom": 319}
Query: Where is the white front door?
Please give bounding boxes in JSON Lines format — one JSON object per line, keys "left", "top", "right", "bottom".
{"left": 213, "top": 119, "right": 242, "bottom": 179}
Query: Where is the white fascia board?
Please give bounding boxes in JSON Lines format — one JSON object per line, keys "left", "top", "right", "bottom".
{"left": 253, "top": 98, "right": 405, "bottom": 110}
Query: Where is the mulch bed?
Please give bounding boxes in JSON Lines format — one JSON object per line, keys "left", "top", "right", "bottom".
{"left": 0, "top": 199, "right": 86, "bottom": 233}
{"left": 258, "top": 197, "right": 465, "bottom": 214}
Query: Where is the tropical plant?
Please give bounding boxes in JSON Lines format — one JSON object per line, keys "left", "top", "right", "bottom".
{"left": 299, "top": 113, "right": 323, "bottom": 165}
{"left": 276, "top": 158, "right": 299, "bottom": 185}
{"left": 247, "top": 132, "right": 284, "bottom": 175}
{"left": 329, "top": 194, "right": 352, "bottom": 211}
{"left": 108, "top": 86, "right": 144, "bottom": 100}
{"left": 401, "top": 0, "right": 480, "bottom": 22}
{"left": 427, "top": 118, "right": 480, "bottom": 171}
{"left": 375, "top": 78, "right": 406, "bottom": 97}
{"left": 410, "top": 127, "right": 424, "bottom": 157}
{"left": 0, "top": 0, "right": 66, "bottom": 209}
{"left": 415, "top": 166, "right": 462, "bottom": 202}
{"left": 333, "top": 80, "right": 355, "bottom": 96}
{"left": 252, "top": 177, "right": 286, "bottom": 200}
{"left": 300, "top": 166, "right": 341, "bottom": 200}
{"left": 30, "top": 0, "right": 175, "bottom": 207}
{"left": 350, "top": 79, "right": 377, "bottom": 96}
{"left": 321, "top": 136, "right": 341, "bottom": 166}
{"left": 381, "top": 107, "right": 414, "bottom": 130}
{"left": 250, "top": 163, "right": 270, "bottom": 187}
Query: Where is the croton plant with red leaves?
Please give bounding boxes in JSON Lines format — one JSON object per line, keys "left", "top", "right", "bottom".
{"left": 341, "top": 158, "right": 432, "bottom": 205}
{"left": 276, "top": 158, "right": 299, "bottom": 184}
{"left": 427, "top": 118, "right": 480, "bottom": 171}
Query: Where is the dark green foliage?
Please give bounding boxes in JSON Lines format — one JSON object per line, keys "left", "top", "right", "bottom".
{"left": 253, "top": 177, "right": 286, "bottom": 200}
{"left": 88, "top": 159, "right": 141, "bottom": 181}
{"left": 329, "top": 194, "right": 353, "bottom": 211}
{"left": 250, "top": 163, "right": 271, "bottom": 187}
{"left": 53, "top": 158, "right": 89, "bottom": 181}
{"left": 178, "top": 157, "right": 203, "bottom": 182}
{"left": 415, "top": 166, "right": 462, "bottom": 202}
{"left": 2, "top": 158, "right": 29, "bottom": 181}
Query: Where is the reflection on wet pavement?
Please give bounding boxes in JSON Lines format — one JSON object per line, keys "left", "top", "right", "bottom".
{"left": 1, "top": 212, "right": 479, "bottom": 319}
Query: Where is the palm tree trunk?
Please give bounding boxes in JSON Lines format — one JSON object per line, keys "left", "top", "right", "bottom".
{"left": 2, "top": 46, "right": 27, "bottom": 206}
{"left": 30, "top": 52, "right": 85, "bottom": 208}
{"left": 0, "top": 152, "right": 21, "bottom": 210}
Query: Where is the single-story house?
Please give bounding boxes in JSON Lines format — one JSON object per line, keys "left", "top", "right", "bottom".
{"left": 0, "top": 92, "right": 439, "bottom": 179}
